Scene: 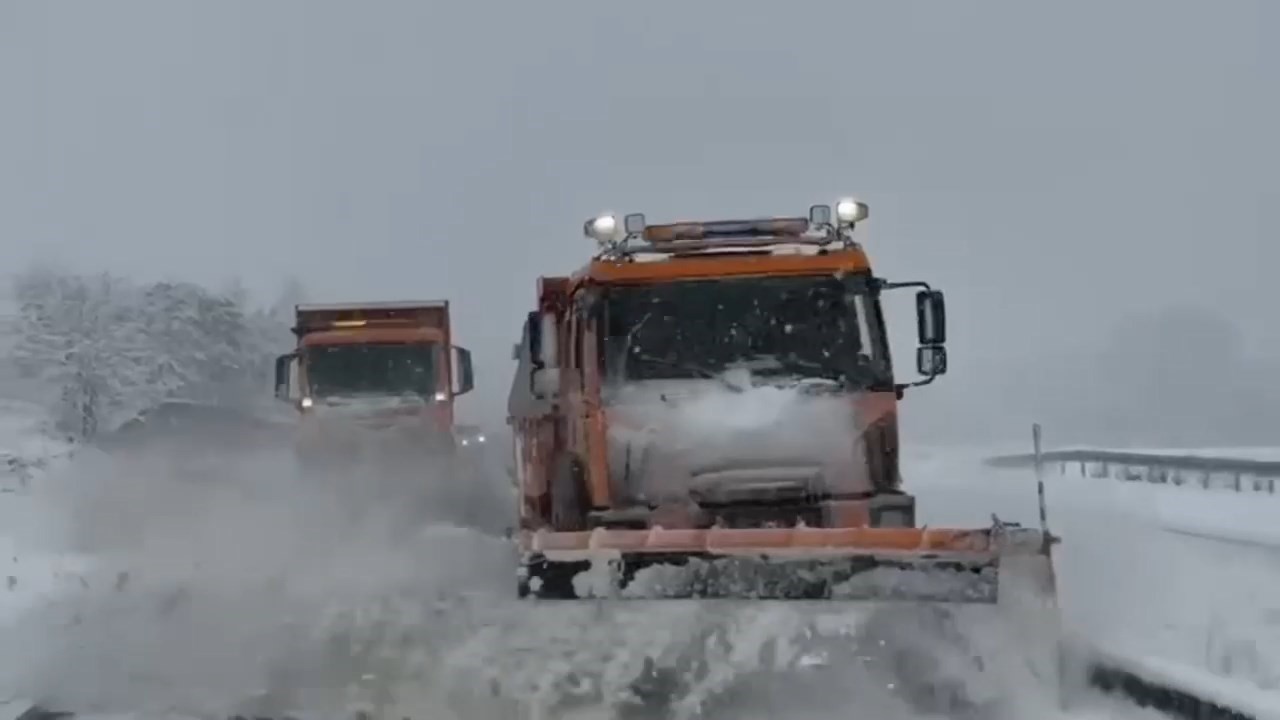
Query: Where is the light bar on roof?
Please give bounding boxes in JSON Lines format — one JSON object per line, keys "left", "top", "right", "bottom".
{"left": 307, "top": 316, "right": 421, "bottom": 331}
{"left": 645, "top": 217, "right": 812, "bottom": 244}
{"left": 585, "top": 199, "right": 870, "bottom": 256}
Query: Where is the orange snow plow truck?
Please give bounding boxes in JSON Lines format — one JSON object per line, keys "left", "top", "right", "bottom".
{"left": 507, "top": 199, "right": 1058, "bottom": 602}
{"left": 273, "top": 300, "right": 475, "bottom": 454}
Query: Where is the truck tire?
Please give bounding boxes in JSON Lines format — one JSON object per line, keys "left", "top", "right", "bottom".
{"left": 550, "top": 454, "right": 589, "bottom": 532}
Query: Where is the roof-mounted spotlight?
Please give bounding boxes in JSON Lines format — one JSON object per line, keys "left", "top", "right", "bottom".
{"left": 808, "top": 204, "right": 833, "bottom": 227}
{"left": 584, "top": 213, "right": 620, "bottom": 247}
{"left": 835, "top": 198, "right": 870, "bottom": 227}
{"left": 624, "top": 213, "right": 646, "bottom": 236}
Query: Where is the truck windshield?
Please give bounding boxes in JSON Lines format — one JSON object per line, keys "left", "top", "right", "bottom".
{"left": 603, "top": 275, "right": 890, "bottom": 388}
{"left": 305, "top": 342, "right": 440, "bottom": 398}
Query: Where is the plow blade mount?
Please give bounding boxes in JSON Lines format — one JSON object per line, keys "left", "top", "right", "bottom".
{"left": 518, "top": 525, "right": 1049, "bottom": 601}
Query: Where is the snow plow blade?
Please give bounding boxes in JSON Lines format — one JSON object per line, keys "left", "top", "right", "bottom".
{"left": 518, "top": 524, "right": 1052, "bottom": 601}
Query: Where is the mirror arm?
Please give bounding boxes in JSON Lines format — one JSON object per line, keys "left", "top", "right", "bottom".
{"left": 876, "top": 279, "right": 933, "bottom": 292}
{"left": 894, "top": 374, "right": 939, "bottom": 399}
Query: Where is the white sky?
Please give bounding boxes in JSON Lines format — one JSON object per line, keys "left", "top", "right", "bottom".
{"left": 1, "top": 0, "right": 1275, "bottom": 423}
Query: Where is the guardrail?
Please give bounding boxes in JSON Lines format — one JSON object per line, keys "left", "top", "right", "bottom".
{"left": 986, "top": 449, "right": 1280, "bottom": 494}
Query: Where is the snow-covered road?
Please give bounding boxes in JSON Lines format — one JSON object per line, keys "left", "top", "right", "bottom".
{"left": 0, "top": 435, "right": 1276, "bottom": 719}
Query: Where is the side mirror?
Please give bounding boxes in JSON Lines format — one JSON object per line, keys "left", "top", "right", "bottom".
{"left": 452, "top": 346, "right": 475, "bottom": 395}
{"left": 273, "top": 353, "right": 296, "bottom": 400}
{"left": 530, "top": 310, "right": 561, "bottom": 398}
{"left": 916, "top": 345, "right": 948, "bottom": 377}
{"left": 916, "top": 290, "right": 946, "bottom": 345}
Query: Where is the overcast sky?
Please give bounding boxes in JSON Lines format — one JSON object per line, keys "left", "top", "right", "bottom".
{"left": 1, "top": 0, "right": 1275, "bottom": 422}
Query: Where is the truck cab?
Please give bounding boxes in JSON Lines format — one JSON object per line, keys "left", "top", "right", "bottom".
{"left": 274, "top": 300, "right": 475, "bottom": 454}
{"left": 507, "top": 200, "right": 948, "bottom": 537}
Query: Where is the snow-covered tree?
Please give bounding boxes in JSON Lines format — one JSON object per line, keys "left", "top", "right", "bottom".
{"left": 10, "top": 271, "right": 152, "bottom": 439}
{"left": 7, "top": 267, "right": 299, "bottom": 439}
{"left": 137, "top": 281, "right": 253, "bottom": 404}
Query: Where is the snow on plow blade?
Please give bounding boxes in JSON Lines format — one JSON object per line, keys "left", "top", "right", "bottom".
{"left": 518, "top": 524, "right": 1050, "bottom": 601}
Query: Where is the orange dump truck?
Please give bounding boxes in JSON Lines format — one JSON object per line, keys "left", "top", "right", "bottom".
{"left": 507, "top": 200, "right": 1058, "bottom": 604}
{"left": 274, "top": 300, "right": 475, "bottom": 455}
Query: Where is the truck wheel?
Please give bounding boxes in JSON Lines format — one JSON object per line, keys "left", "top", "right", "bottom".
{"left": 550, "top": 455, "right": 589, "bottom": 532}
